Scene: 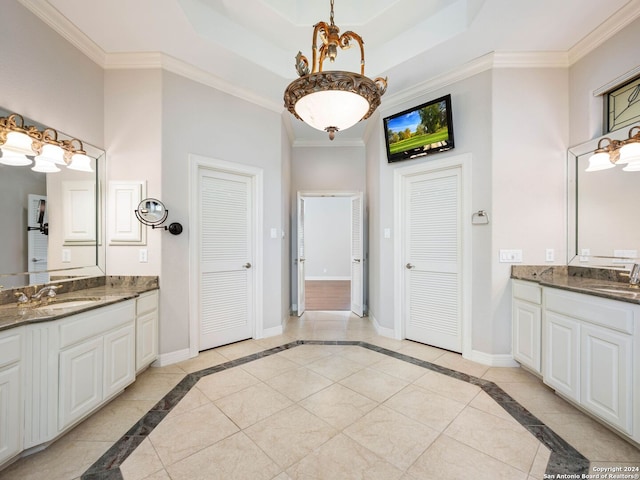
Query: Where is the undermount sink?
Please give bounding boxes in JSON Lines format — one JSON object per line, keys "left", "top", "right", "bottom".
{"left": 35, "top": 297, "right": 101, "bottom": 310}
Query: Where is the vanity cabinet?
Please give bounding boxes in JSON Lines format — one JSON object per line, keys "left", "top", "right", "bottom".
{"left": 58, "top": 301, "right": 135, "bottom": 431}
{"left": 542, "top": 287, "right": 638, "bottom": 437}
{"left": 135, "top": 290, "right": 158, "bottom": 373}
{"left": 0, "top": 328, "right": 23, "bottom": 466}
{"left": 512, "top": 280, "right": 542, "bottom": 373}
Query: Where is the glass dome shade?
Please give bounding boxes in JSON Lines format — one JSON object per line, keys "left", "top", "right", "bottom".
{"left": 36, "top": 143, "right": 66, "bottom": 165}
{"left": 294, "top": 90, "right": 370, "bottom": 133}
{"left": 2, "top": 130, "right": 35, "bottom": 155}
{"left": 67, "top": 152, "right": 93, "bottom": 172}
{"left": 585, "top": 151, "right": 615, "bottom": 172}
{"left": 31, "top": 157, "right": 61, "bottom": 173}
{"left": 619, "top": 141, "right": 640, "bottom": 165}
{"left": 0, "top": 149, "right": 32, "bottom": 166}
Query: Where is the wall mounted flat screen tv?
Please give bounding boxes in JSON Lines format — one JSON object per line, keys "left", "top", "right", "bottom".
{"left": 383, "top": 94, "right": 454, "bottom": 163}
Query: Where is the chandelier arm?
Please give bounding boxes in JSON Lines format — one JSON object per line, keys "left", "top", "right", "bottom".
{"left": 312, "top": 22, "right": 330, "bottom": 73}
{"left": 339, "top": 31, "right": 365, "bottom": 75}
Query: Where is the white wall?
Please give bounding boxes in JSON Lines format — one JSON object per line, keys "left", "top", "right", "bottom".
{"left": 491, "top": 67, "right": 569, "bottom": 355}
{"left": 304, "top": 197, "right": 351, "bottom": 280}
{"left": 104, "top": 69, "right": 163, "bottom": 276}
{"left": 0, "top": 2, "right": 103, "bottom": 148}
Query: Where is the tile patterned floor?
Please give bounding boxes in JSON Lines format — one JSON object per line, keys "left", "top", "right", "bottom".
{"left": 1, "top": 311, "right": 639, "bottom": 479}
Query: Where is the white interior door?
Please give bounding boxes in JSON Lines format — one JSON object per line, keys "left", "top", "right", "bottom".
{"left": 28, "top": 194, "right": 49, "bottom": 284}
{"left": 350, "top": 194, "right": 364, "bottom": 317}
{"left": 404, "top": 167, "right": 462, "bottom": 352}
{"left": 198, "top": 168, "right": 254, "bottom": 350}
{"left": 296, "top": 195, "right": 306, "bottom": 316}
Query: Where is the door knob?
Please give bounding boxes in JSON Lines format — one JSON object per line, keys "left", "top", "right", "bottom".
{"left": 405, "top": 263, "right": 415, "bottom": 269}
{"left": 243, "top": 262, "right": 252, "bottom": 269}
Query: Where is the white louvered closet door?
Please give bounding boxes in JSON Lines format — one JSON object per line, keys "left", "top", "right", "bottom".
{"left": 199, "top": 169, "right": 254, "bottom": 350}
{"left": 404, "top": 167, "right": 462, "bottom": 352}
{"left": 350, "top": 193, "right": 364, "bottom": 317}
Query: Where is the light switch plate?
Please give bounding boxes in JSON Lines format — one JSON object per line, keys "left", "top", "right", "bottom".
{"left": 499, "top": 249, "right": 523, "bottom": 263}
{"left": 62, "top": 249, "right": 71, "bottom": 263}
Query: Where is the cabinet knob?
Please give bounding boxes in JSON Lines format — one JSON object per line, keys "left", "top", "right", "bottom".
{"left": 243, "top": 262, "right": 252, "bottom": 269}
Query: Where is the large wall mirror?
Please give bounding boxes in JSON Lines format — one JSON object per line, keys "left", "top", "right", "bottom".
{"left": 568, "top": 122, "right": 640, "bottom": 268}
{"left": 0, "top": 107, "right": 105, "bottom": 288}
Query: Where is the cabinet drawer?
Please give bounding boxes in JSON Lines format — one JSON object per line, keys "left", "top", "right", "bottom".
{"left": 59, "top": 301, "right": 135, "bottom": 349}
{"left": 512, "top": 280, "right": 542, "bottom": 304}
{"left": 0, "top": 330, "right": 22, "bottom": 368}
{"left": 544, "top": 288, "right": 635, "bottom": 335}
{"left": 136, "top": 291, "right": 158, "bottom": 316}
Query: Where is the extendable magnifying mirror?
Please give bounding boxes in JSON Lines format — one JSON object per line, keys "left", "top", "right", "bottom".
{"left": 135, "top": 198, "right": 183, "bottom": 235}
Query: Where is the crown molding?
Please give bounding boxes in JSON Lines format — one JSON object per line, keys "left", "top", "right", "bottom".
{"left": 568, "top": 0, "right": 640, "bottom": 65}
{"left": 383, "top": 53, "right": 494, "bottom": 110}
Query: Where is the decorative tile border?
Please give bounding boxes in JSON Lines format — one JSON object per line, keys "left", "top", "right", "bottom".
{"left": 81, "top": 341, "right": 589, "bottom": 479}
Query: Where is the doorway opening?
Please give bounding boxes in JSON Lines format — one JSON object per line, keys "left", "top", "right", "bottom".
{"left": 304, "top": 197, "right": 352, "bottom": 310}
{"left": 295, "top": 192, "right": 364, "bottom": 317}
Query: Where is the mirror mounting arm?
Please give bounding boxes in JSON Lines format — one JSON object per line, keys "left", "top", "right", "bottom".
{"left": 135, "top": 198, "right": 183, "bottom": 235}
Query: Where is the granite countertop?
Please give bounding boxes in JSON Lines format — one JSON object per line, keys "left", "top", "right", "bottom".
{"left": 0, "top": 276, "right": 158, "bottom": 332}
{"left": 511, "top": 265, "right": 640, "bottom": 305}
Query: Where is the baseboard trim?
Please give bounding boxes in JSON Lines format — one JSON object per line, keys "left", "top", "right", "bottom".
{"left": 152, "top": 348, "right": 191, "bottom": 367}
{"left": 262, "top": 325, "right": 284, "bottom": 338}
{"left": 370, "top": 313, "right": 397, "bottom": 339}
{"left": 465, "top": 350, "right": 519, "bottom": 367}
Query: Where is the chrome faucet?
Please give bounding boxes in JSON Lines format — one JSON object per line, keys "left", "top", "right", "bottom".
{"left": 14, "top": 292, "right": 29, "bottom": 304}
{"left": 628, "top": 263, "right": 640, "bottom": 286}
{"left": 31, "top": 285, "right": 61, "bottom": 301}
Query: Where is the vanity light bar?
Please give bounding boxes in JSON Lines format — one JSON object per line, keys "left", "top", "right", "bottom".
{"left": 0, "top": 113, "right": 93, "bottom": 172}
{"left": 586, "top": 126, "right": 640, "bottom": 172}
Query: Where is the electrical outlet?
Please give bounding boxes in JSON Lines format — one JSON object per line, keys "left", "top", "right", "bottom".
{"left": 139, "top": 248, "right": 148, "bottom": 263}
{"left": 62, "top": 249, "right": 71, "bottom": 263}
{"left": 580, "top": 248, "right": 590, "bottom": 262}
{"left": 545, "top": 248, "right": 555, "bottom": 262}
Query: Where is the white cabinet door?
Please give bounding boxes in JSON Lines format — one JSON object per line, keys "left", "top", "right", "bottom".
{"left": 136, "top": 291, "right": 158, "bottom": 372}
{"left": 512, "top": 298, "right": 541, "bottom": 373}
{"left": 136, "top": 311, "right": 157, "bottom": 372}
{"left": 59, "top": 337, "right": 103, "bottom": 431}
{"left": 544, "top": 311, "right": 580, "bottom": 402}
{"left": 104, "top": 324, "right": 135, "bottom": 399}
{"left": 581, "top": 323, "right": 633, "bottom": 434}
{"left": 0, "top": 364, "right": 22, "bottom": 466}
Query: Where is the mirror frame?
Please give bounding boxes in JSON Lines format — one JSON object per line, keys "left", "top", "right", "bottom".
{"left": 0, "top": 109, "right": 106, "bottom": 288}
{"left": 567, "top": 122, "right": 640, "bottom": 267}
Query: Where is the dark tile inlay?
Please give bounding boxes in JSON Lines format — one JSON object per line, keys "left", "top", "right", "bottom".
{"left": 82, "top": 340, "right": 589, "bottom": 479}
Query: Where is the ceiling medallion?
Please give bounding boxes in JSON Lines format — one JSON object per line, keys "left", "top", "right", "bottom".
{"left": 283, "top": 0, "right": 387, "bottom": 140}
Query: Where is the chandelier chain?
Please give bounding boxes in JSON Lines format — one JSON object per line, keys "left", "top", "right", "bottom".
{"left": 330, "top": 0, "right": 334, "bottom": 26}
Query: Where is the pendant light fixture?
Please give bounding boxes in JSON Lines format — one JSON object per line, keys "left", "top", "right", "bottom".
{"left": 283, "top": 0, "right": 387, "bottom": 140}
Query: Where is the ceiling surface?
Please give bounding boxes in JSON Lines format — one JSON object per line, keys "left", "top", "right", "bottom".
{"left": 19, "top": 0, "right": 640, "bottom": 143}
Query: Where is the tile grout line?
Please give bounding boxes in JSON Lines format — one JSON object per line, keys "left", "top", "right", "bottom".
{"left": 81, "top": 340, "right": 589, "bottom": 479}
